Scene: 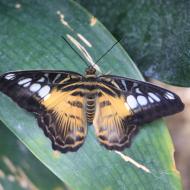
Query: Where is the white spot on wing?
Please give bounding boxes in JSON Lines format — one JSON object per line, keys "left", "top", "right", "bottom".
{"left": 127, "top": 95, "right": 138, "bottom": 109}
{"left": 37, "top": 77, "right": 45, "bottom": 82}
{"left": 5, "top": 73, "right": 15, "bottom": 80}
{"left": 165, "top": 92, "right": 175, "bottom": 100}
{"left": 148, "top": 92, "right": 160, "bottom": 102}
{"left": 137, "top": 95, "right": 148, "bottom": 106}
{"left": 18, "top": 78, "right": 32, "bottom": 85}
{"left": 136, "top": 88, "right": 142, "bottom": 94}
{"left": 148, "top": 97, "right": 154, "bottom": 103}
{"left": 38, "top": 85, "right": 51, "bottom": 98}
{"left": 30, "top": 83, "right": 41, "bottom": 92}
{"left": 23, "top": 82, "right": 31, "bottom": 87}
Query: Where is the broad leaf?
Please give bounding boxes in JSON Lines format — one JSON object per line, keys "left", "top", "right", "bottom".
{"left": 0, "top": 0, "right": 182, "bottom": 189}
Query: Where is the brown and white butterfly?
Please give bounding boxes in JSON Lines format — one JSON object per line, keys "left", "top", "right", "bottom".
{"left": 0, "top": 67, "right": 184, "bottom": 152}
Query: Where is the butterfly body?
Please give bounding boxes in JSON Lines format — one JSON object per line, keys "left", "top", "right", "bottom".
{"left": 0, "top": 67, "right": 184, "bottom": 152}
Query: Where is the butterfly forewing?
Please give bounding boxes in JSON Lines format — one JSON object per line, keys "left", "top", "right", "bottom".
{"left": 99, "top": 75, "right": 184, "bottom": 125}
{"left": 0, "top": 70, "right": 87, "bottom": 152}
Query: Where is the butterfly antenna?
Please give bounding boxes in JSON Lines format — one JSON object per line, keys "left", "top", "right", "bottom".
{"left": 94, "top": 36, "right": 125, "bottom": 66}
{"left": 61, "top": 36, "right": 89, "bottom": 67}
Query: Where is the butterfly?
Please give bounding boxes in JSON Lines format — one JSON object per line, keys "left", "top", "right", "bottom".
{"left": 0, "top": 66, "right": 184, "bottom": 153}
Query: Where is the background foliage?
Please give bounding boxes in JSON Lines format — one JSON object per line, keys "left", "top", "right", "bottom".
{"left": 76, "top": 0, "right": 190, "bottom": 87}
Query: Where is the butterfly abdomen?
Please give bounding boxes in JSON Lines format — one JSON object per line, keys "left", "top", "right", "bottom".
{"left": 86, "top": 94, "right": 96, "bottom": 123}
{"left": 84, "top": 67, "right": 97, "bottom": 123}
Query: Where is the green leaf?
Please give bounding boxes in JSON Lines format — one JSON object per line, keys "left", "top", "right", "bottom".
{"left": 0, "top": 0, "right": 182, "bottom": 189}
{"left": 76, "top": 0, "right": 190, "bottom": 87}
{"left": 0, "top": 122, "right": 68, "bottom": 190}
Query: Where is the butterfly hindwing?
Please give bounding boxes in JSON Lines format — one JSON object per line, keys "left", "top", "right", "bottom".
{"left": 0, "top": 70, "right": 87, "bottom": 152}
{"left": 38, "top": 88, "right": 87, "bottom": 152}
{"left": 99, "top": 75, "right": 184, "bottom": 125}
{"left": 93, "top": 89, "right": 138, "bottom": 150}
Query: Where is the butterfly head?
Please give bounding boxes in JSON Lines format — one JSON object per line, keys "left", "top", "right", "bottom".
{"left": 85, "top": 66, "right": 96, "bottom": 77}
